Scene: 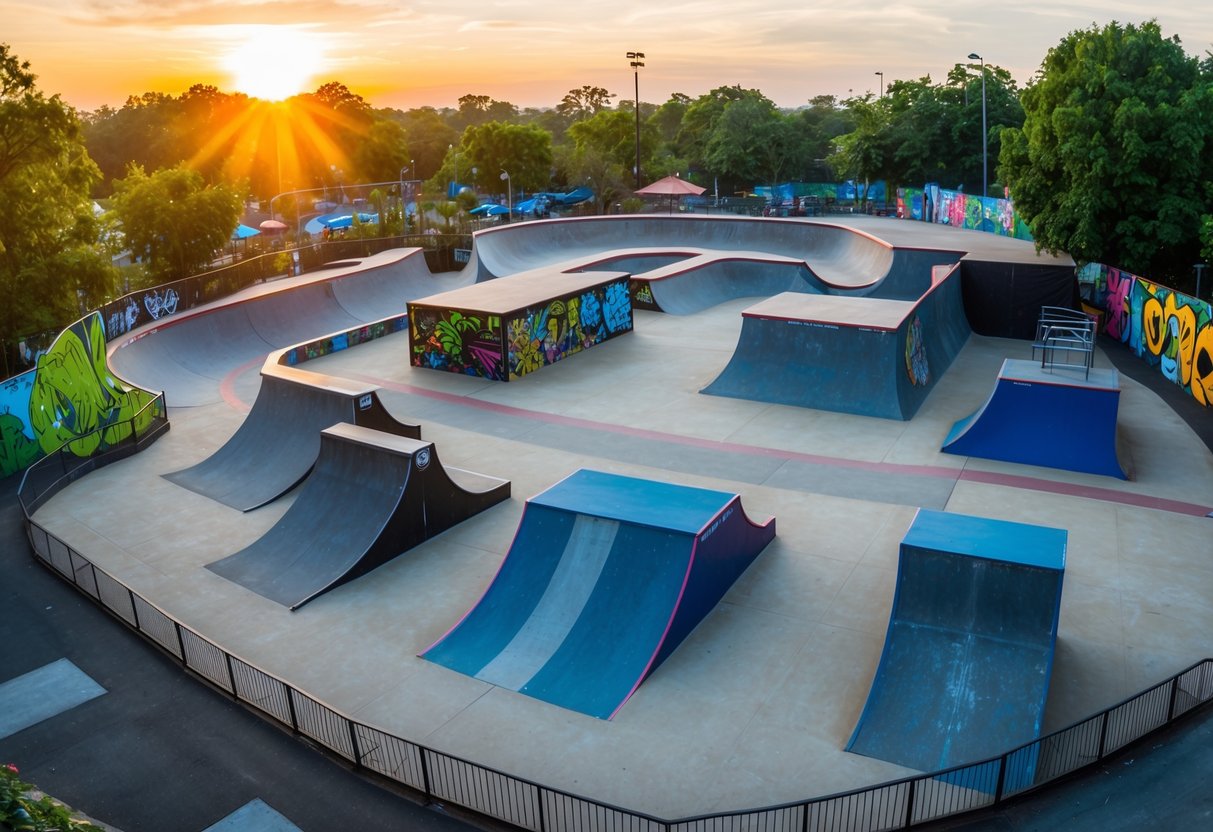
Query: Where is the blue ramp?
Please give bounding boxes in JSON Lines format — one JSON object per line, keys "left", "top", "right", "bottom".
{"left": 847, "top": 509, "right": 1066, "bottom": 776}
{"left": 422, "top": 469, "right": 775, "bottom": 719}
{"left": 942, "top": 358, "right": 1128, "bottom": 478}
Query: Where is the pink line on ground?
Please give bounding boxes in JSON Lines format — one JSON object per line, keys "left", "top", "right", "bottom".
{"left": 330, "top": 370, "right": 1213, "bottom": 519}
{"left": 217, "top": 356, "right": 264, "bottom": 414}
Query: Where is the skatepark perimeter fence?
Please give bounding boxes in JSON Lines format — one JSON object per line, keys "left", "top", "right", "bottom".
{"left": 15, "top": 417, "right": 1213, "bottom": 831}
{"left": 2, "top": 232, "right": 472, "bottom": 381}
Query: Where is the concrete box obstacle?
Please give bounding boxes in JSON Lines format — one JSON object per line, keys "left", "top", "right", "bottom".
{"left": 421, "top": 469, "right": 775, "bottom": 719}
{"left": 206, "top": 422, "right": 510, "bottom": 609}
{"left": 407, "top": 269, "right": 634, "bottom": 381}
{"left": 847, "top": 509, "right": 1066, "bottom": 780}
{"left": 942, "top": 358, "right": 1128, "bottom": 479}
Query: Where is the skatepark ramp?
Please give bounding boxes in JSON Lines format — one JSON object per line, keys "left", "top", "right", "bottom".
{"left": 206, "top": 422, "right": 510, "bottom": 609}
{"left": 164, "top": 363, "right": 421, "bottom": 511}
{"left": 702, "top": 264, "right": 970, "bottom": 419}
{"left": 847, "top": 509, "right": 1066, "bottom": 780}
{"left": 421, "top": 469, "right": 775, "bottom": 719}
{"left": 942, "top": 358, "right": 1129, "bottom": 479}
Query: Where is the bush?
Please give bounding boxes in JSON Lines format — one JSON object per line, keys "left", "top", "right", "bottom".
{"left": 1, "top": 763, "right": 105, "bottom": 831}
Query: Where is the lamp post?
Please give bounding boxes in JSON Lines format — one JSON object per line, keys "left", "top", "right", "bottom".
{"left": 968, "top": 52, "right": 987, "bottom": 199}
{"left": 875, "top": 71, "right": 884, "bottom": 98}
{"left": 399, "top": 163, "right": 411, "bottom": 225}
{"left": 627, "top": 51, "right": 645, "bottom": 189}
{"left": 500, "top": 170, "right": 512, "bottom": 220}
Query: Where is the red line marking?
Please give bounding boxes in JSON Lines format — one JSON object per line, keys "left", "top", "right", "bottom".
{"left": 342, "top": 371, "right": 1213, "bottom": 518}
{"left": 217, "top": 355, "right": 264, "bottom": 413}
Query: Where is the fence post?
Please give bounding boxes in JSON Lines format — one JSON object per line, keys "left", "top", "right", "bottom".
{"left": 347, "top": 720, "right": 362, "bottom": 769}
{"left": 1167, "top": 676, "right": 1180, "bottom": 721}
{"left": 173, "top": 621, "right": 187, "bottom": 665}
{"left": 419, "top": 747, "right": 434, "bottom": 801}
{"left": 801, "top": 799, "right": 810, "bottom": 832}
{"left": 993, "top": 755, "right": 1008, "bottom": 804}
{"left": 224, "top": 652, "right": 237, "bottom": 698}
{"left": 129, "top": 588, "right": 141, "bottom": 630}
{"left": 1096, "top": 710, "right": 1110, "bottom": 758}
{"left": 286, "top": 686, "right": 299, "bottom": 732}
{"left": 536, "top": 785, "right": 546, "bottom": 832}
{"left": 903, "top": 779, "right": 916, "bottom": 828}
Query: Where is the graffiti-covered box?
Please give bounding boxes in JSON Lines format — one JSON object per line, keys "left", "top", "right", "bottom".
{"left": 408, "top": 270, "right": 633, "bottom": 381}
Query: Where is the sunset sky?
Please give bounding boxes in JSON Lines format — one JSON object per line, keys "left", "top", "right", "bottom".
{"left": 8, "top": 1, "right": 1213, "bottom": 112}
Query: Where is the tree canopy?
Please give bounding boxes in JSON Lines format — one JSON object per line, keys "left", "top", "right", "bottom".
{"left": 0, "top": 43, "right": 113, "bottom": 353}
{"left": 110, "top": 164, "right": 241, "bottom": 284}
{"left": 999, "top": 20, "right": 1213, "bottom": 280}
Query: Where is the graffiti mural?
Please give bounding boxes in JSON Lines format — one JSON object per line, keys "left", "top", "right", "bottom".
{"left": 282, "top": 316, "right": 408, "bottom": 366}
{"left": 1, "top": 312, "right": 160, "bottom": 477}
{"left": 410, "top": 277, "right": 633, "bottom": 382}
{"left": 410, "top": 308, "right": 506, "bottom": 380}
{"left": 904, "top": 314, "right": 930, "bottom": 386}
{"left": 1088, "top": 263, "right": 1213, "bottom": 407}
{"left": 909, "top": 186, "right": 1034, "bottom": 241}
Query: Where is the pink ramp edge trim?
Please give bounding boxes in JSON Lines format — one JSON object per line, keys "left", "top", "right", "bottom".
{"left": 218, "top": 355, "right": 264, "bottom": 413}
{"left": 343, "top": 371, "right": 1213, "bottom": 518}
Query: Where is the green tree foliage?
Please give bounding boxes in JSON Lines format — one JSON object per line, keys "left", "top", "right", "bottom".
{"left": 111, "top": 164, "right": 241, "bottom": 283}
{"left": 706, "top": 94, "right": 805, "bottom": 189}
{"left": 351, "top": 119, "right": 410, "bottom": 184}
{"left": 556, "top": 86, "right": 616, "bottom": 122}
{"left": 0, "top": 43, "right": 114, "bottom": 351}
{"left": 461, "top": 122, "right": 553, "bottom": 193}
{"left": 1000, "top": 20, "right": 1213, "bottom": 280}
{"left": 567, "top": 109, "right": 657, "bottom": 173}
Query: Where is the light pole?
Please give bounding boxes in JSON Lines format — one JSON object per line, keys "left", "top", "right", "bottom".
{"left": 399, "top": 163, "right": 411, "bottom": 222}
{"left": 627, "top": 51, "right": 645, "bottom": 189}
{"left": 875, "top": 71, "right": 884, "bottom": 98}
{"left": 500, "top": 170, "right": 512, "bottom": 220}
{"left": 968, "top": 52, "right": 987, "bottom": 199}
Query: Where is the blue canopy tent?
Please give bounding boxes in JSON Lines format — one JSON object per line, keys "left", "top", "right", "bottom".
{"left": 470, "top": 203, "right": 510, "bottom": 217}
{"left": 231, "top": 223, "right": 261, "bottom": 240}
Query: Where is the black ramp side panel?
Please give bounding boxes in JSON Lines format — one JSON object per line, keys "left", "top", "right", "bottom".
{"left": 163, "top": 372, "right": 420, "bottom": 512}
{"left": 207, "top": 424, "right": 510, "bottom": 609}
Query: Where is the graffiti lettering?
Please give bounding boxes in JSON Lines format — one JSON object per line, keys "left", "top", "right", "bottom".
{"left": 143, "top": 288, "right": 179, "bottom": 320}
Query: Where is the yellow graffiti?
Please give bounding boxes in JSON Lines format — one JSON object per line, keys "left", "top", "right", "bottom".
{"left": 1167, "top": 294, "right": 1197, "bottom": 386}
{"left": 1142, "top": 295, "right": 1165, "bottom": 356}
{"left": 1192, "top": 323, "right": 1213, "bottom": 407}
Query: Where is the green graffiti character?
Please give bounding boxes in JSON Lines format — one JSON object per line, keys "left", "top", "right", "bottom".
{"left": 28, "top": 313, "right": 156, "bottom": 458}
{"left": 0, "top": 409, "right": 41, "bottom": 474}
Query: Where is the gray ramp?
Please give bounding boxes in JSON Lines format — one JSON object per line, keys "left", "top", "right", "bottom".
{"left": 164, "top": 370, "right": 420, "bottom": 511}
{"left": 207, "top": 423, "right": 510, "bottom": 609}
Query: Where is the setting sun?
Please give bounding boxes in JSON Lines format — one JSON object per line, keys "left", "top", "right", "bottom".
{"left": 222, "top": 26, "right": 327, "bottom": 101}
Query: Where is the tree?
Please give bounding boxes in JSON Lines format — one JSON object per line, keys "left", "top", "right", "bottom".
{"left": 0, "top": 43, "right": 114, "bottom": 356}
{"left": 567, "top": 109, "right": 656, "bottom": 173}
{"left": 705, "top": 95, "right": 803, "bottom": 189}
{"left": 556, "top": 86, "right": 616, "bottom": 122}
{"left": 111, "top": 164, "right": 241, "bottom": 283}
{"left": 1000, "top": 21, "right": 1213, "bottom": 281}
{"left": 351, "top": 119, "right": 410, "bottom": 184}
{"left": 460, "top": 122, "right": 553, "bottom": 193}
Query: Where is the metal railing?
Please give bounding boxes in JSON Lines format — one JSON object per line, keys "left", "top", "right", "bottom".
{"left": 17, "top": 424, "right": 1213, "bottom": 830}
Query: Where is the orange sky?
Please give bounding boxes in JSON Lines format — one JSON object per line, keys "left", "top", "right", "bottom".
{"left": 8, "top": 2, "right": 1213, "bottom": 112}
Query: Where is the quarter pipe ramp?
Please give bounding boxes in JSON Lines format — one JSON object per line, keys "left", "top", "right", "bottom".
{"left": 206, "top": 422, "right": 510, "bottom": 609}
{"left": 421, "top": 469, "right": 775, "bottom": 719}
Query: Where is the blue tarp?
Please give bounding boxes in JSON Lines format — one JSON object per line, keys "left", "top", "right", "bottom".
{"left": 231, "top": 224, "right": 261, "bottom": 240}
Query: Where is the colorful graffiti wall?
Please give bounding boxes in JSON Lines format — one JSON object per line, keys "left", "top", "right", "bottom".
{"left": 281, "top": 316, "right": 409, "bottom": 367}
{"left": 1, "top": 312, "right": 160, "bottom": 478}
{"left": 410, "top": 278, "right": 633, "bottom": 382}
{"left": 896, "top": 186, "right": 1033, "bottom": 241}
{"left": 1083, "top": 264, "right": 1213, "bottom": 407}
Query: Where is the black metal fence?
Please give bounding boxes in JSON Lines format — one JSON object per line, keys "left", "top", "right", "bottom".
{"left": 16, "top": 423, "right": 1213, "bottom": 830}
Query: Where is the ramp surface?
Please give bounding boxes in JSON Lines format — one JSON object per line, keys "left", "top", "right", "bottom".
{"left": 847, "top": 509, "right": 1066, "bottom": 775}
{"left": 702, "top": 264, "right": 970, "bottom": 419}
{"left": 422, "top": 469, "right": 775, "bottom": 719}
{"left": 942, "top": 358, "right": 1128, "bottom": 478}
{"left": 164, "top": 368, "right": 421, "bottom": 511}
{"left": 207, "top": 423, "right": 510, "bottom": 609}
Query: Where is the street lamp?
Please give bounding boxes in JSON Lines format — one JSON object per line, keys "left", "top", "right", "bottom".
{"left": 968, "top": 52, "right": 987, "bottom": 199}
{"left": 627, "top": 51, "right": 645, "bottom": 189}
{"left": 500, "top": 170, "right": 512, "bottom": 219}
{"left": 875, "top": 71, "right": 884, "bottom": 98}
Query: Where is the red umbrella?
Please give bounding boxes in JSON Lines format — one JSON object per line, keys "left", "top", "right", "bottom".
{"left": 635, "top": 175, "right": 706, "bottom": 213}
{"left": 634, "top": 175, "right": 706, "bottom": 196}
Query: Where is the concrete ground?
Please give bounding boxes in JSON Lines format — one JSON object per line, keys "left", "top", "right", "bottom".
{"left": 16, "top": 217, "right": 1213, "bottom": 823}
